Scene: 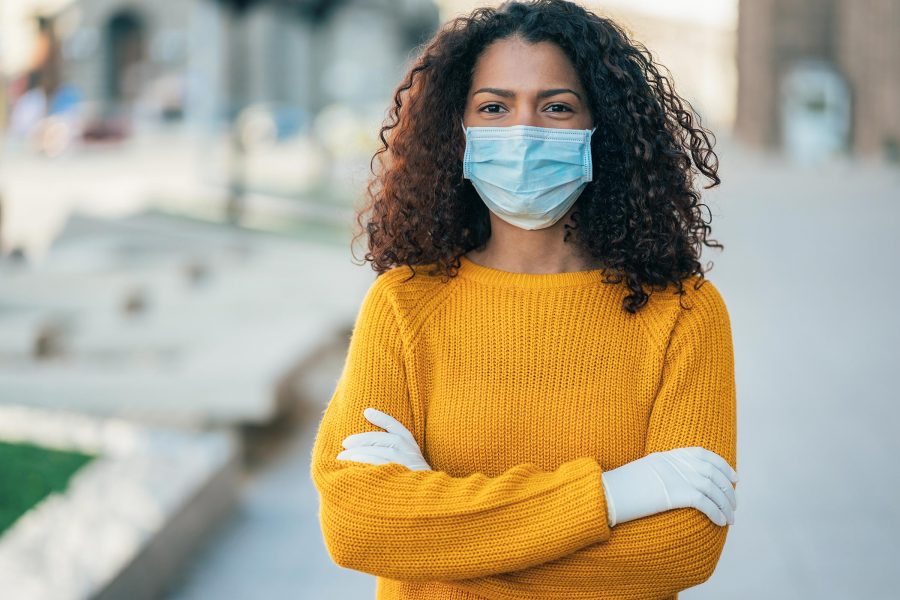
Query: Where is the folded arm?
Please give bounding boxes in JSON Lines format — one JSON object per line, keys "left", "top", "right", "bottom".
{"left": 449, "top": 280, "right": 739, "bottom": 599}
{"left": 310, "top": 274, "right": 614, "bottom": 582}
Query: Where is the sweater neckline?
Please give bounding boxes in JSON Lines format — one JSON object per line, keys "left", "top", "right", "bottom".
{"left": 457, "top": 254, "right": 606, "bottom": 289}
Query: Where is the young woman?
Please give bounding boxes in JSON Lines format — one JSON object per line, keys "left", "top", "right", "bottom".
{"left": 310, "top": 1, "right": 738, "bottom": 598}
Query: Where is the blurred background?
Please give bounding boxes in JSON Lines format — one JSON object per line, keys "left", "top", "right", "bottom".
{"left": 0, "top": 0, "right": 897, "bottom": 599}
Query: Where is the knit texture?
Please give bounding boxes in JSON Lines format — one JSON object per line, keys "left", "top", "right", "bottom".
{"left": 310, "top": 254, "right": 737, "bottom": 599}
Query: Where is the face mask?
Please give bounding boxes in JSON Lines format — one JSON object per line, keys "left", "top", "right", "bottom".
{"left": 462, "top": 122, "right": 596, "bottom": 230}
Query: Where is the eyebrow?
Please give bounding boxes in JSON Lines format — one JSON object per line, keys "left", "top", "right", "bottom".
{"left": 473, "top": 87, "right": 582, "bottom": 100}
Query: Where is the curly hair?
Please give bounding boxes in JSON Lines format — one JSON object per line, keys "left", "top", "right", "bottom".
{"left": 352, "top": 0, "right": 723, "bottom": 314}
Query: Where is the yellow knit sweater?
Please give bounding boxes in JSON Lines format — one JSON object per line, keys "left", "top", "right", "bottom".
{"left": 310, "top": 255, "right": 737, "bottom": 600}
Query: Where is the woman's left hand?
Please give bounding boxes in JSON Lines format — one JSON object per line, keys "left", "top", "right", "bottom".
{"left": 336, "top": 407, "right": 432, "bottom": 471}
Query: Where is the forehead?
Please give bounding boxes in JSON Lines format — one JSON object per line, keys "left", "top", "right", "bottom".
{"left": 470, "top": 37, "right": 583, "bottom": 91}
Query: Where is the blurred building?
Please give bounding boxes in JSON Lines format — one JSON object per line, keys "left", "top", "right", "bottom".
{"left": 736, "top": 0, "right": 900, "bottom": 161}
{"left": 50, "top": 0, "right": 439, "bottom": 124}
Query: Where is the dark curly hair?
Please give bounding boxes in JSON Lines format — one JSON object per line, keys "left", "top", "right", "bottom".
{"left": 351, "top": 0, "right": 722, "bottom": 314}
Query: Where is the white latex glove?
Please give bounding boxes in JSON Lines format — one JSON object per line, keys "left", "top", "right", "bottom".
{"left": 336, "top": 407, "right": 432, "bottom": 471}
{"left": 600, "top": 446, "right": 738, "bottom": 527}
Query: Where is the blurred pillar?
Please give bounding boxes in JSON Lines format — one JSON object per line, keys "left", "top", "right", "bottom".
{"left": 736, "top": 0, "right": 899, "bottom": 162}
{"left": 219, "top": 0, "right": 253, "bottom": 225}
{"left": 735, "top": 0, "right": 838, "bottom": 150}
{"left": 836, "top": 0, "right": 900, "bottom": 161}
{"left": 735, "top": 0, "right": 777, "bottom": 148}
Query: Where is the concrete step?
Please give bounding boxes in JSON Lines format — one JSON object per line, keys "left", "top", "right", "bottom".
{"left": 0, "top": 404, "right": 241, "bottom": 600}
{"left": 0, "top": 211, "right": 374, "bottom": 428}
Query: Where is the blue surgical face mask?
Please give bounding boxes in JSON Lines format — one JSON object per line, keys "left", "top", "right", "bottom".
{"left": 462, "top": 121, "right": 596, "bottom": 230}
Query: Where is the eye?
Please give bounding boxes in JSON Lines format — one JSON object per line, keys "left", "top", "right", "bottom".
{"left": 544, "top": 103, "right": 573, "bottom": 113}
{"left": 478, "top": 103, "right": 507, "bottom": 114}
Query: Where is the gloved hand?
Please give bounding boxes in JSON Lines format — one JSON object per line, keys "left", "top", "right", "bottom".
{"left": 336, "top": 407, "right": 432, "bottom": 471}
{"left": 600, "top": 446, "right": 738, "bottom": 527}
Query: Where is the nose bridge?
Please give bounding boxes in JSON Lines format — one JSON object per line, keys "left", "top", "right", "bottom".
{"left": 509, "top": 94, "right": 541, "bottom": 127}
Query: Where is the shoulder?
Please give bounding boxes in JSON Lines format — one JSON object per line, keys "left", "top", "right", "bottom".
{"left": 633, "top": 275, "right": 732, "bottom": 354}
{"left": 672, "top": 275, "right": 730, "bottom": 318}
{"left": 361, "top": 263, "right": 460, "bottom": 341}
{"left": 665, "top": 276, "right": 733, "bottom": 355}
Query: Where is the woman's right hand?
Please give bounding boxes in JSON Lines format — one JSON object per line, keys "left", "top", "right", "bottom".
{"left": 600, "top": 446, "right": 738, "bottom": 528}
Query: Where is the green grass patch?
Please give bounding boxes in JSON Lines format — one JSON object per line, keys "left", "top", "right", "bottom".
{"left": 0, "top": 441, "right": 97, "bottom": 537}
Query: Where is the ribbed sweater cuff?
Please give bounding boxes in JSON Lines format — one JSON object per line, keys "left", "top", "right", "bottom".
{"left": 561, "top": 457, "right": 613, "bottom": 546}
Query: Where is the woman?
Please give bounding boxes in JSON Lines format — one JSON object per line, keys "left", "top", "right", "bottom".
{"left": 310, "top": 1, "right": 738, "bottom": 598}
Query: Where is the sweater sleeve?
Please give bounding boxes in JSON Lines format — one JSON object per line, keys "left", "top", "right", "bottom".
{"left": 309, "top": 272, "right": 613, "bottom": 582}
{"left": 449, "top": 279, "right": 738, "bottom": 599}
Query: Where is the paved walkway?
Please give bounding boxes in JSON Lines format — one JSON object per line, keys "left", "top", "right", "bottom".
{"left": 166, "top": 135, "right": 900, "bottom": 599}
{"left": 166, "top": 339, "right": 375, "bottom": 600}
{"left": 689, "top": 139, "right": 900, "bottom": 599}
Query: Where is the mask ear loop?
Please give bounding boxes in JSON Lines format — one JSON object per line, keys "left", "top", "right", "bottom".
{"left": 584, "top": 127, "right": 597, "bottom": 181}
{"left": 461, "top": 119, "right": 472, "bottom": 179}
